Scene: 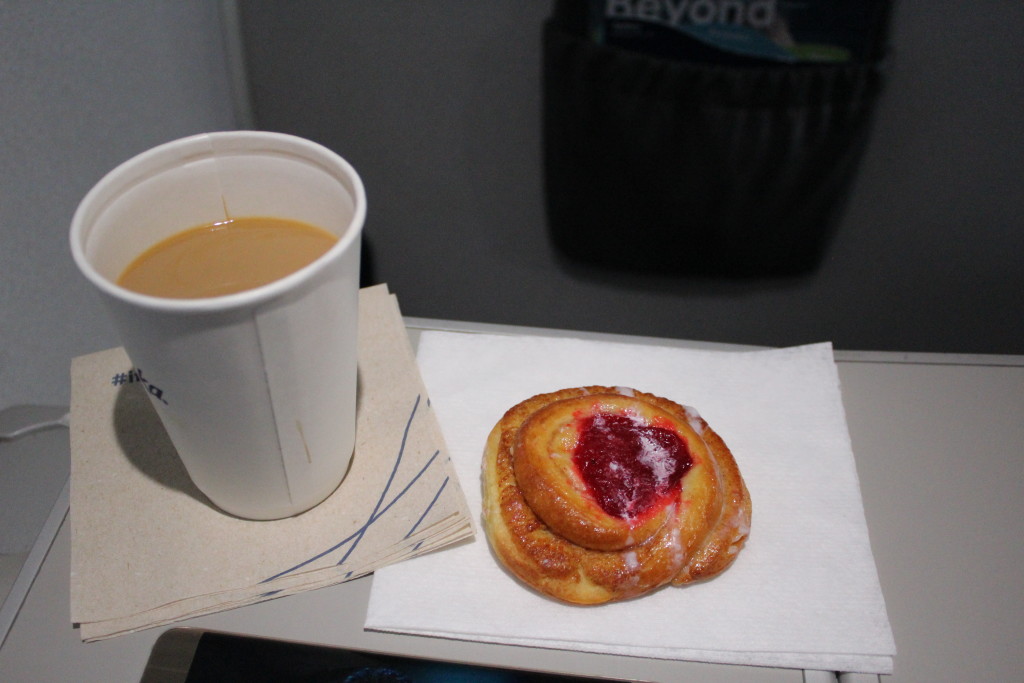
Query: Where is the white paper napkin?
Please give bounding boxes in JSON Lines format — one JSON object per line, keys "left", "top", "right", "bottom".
{"left": 366, "top": 332, "right": 896, "bottom": 674}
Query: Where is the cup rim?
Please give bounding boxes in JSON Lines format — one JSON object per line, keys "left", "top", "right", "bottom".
{"left": 69, "top": 130, "right": 367, "bottom": 313}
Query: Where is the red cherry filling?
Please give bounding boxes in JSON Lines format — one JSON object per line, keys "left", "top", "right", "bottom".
{"left": 572, "top": 412, "right": 693, "bottom": 520}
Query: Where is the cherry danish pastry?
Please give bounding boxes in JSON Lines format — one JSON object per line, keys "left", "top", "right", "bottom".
{"left": 481, "top": 386, "right": 751, "bottom": 605}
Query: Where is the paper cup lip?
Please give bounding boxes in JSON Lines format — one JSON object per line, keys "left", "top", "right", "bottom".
{"left": 69, "top": 130, "right": 366, "bottom": 313}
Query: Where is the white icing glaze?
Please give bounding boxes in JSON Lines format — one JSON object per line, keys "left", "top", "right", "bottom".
{"left": 625, "top": 410, "right": 645, "bottom": 427}
{"left": 615, "top": 386, "right": 635, "bottom": 397}
{"left": 623, "top": 550, "right": 640, "bottom": 571}
{"left": 636, "top": 432, "right": 674, "bottom": 486}
{"left": 734, "top": 515, "right": 751, "bottom": 538}
{"left": 663, "top": 503, "right": 686, "bottom": 565}
{"left": 683, "top": 405, "right": 705, "bottom": 435}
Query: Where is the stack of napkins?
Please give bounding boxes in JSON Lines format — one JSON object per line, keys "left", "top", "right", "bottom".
{"left": 366, "top": 332, "right": 897, "bottom": 674}
{"left": 69, "top": 285, "right": 473, "bottom": 641}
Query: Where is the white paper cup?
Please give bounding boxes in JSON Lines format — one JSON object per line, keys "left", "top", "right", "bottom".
{"left": 70, "top": 131, "right": 366, "bottom": 520}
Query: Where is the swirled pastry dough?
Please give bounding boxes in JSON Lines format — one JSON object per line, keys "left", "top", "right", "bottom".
{"left": 482, "top": 386, "right": 751, "bottom": 605}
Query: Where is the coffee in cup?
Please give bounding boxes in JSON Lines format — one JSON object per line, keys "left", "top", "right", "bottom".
{"left": 117, "top": 216, "right": 338, "bottom": 299}
{"left": 70, "top": 131, "right": 366, "bottom": 520}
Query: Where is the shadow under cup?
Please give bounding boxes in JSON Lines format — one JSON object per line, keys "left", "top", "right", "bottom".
{"left": 70, "top": 131, "right": 367, "bottom": 520}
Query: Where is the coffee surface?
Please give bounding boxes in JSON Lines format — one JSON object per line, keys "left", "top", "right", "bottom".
{"left": 117, "top": 216, "right": 338, "bottom": 299}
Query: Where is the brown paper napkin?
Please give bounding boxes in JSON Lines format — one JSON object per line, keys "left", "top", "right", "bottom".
{"left": 69, "top": 284, "right": 473, "bottom": 641}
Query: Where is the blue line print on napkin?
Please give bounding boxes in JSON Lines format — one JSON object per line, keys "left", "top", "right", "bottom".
{"left": 260, "top": 394, "right": 443, "bottom": 587}
{"left": 407, "top": 476, "right": 449, "bottom": 539}
{"left": 405, "top": 476, "right": 451, "bottom": 552}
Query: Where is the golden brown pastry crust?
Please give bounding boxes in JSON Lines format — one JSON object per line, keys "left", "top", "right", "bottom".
{"left": 481, "top": 386, "right": 751, "bottom": 605}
